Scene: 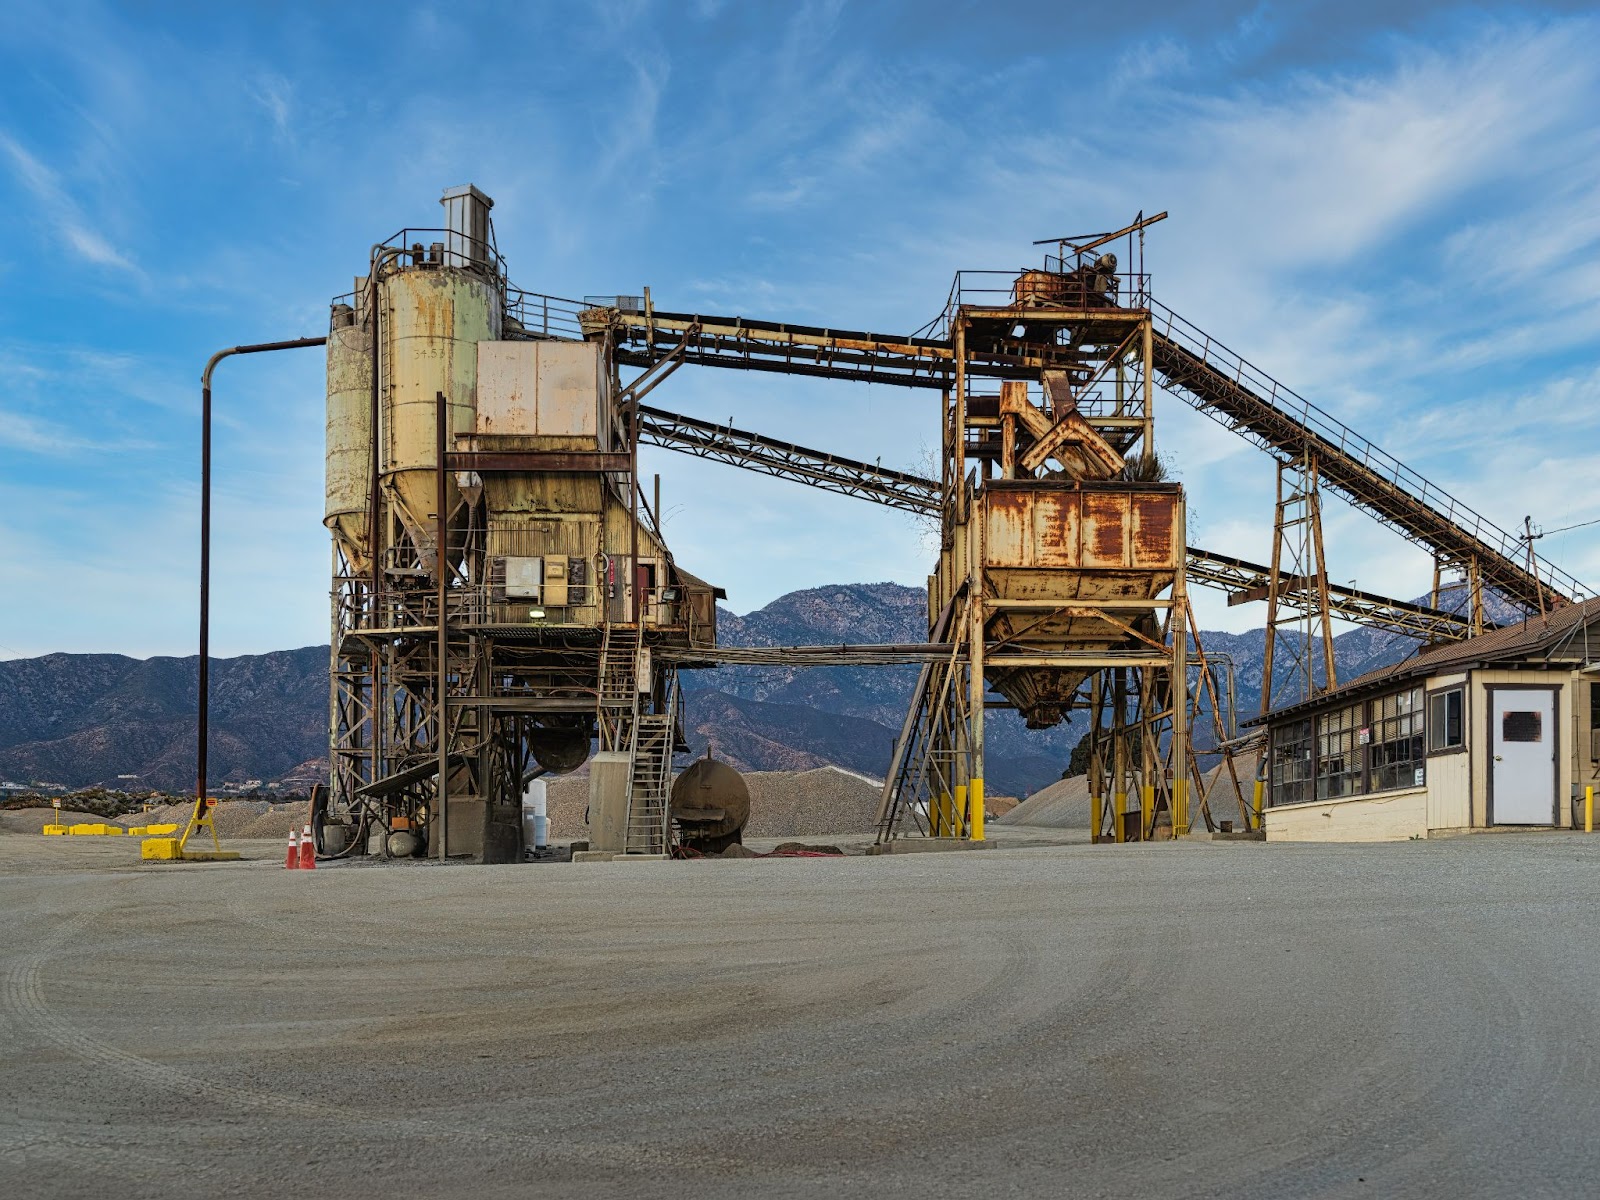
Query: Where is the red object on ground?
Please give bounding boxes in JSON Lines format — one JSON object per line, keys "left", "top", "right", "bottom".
{"left": 298, "top": 824, "right": 316, "bottom": 870}
{"left": 285, "top": 830, "right": 299, "bottom": 870}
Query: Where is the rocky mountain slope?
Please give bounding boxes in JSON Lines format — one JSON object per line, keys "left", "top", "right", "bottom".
{"left": 0, "top": 581, "right": 1499, "bottom": 796}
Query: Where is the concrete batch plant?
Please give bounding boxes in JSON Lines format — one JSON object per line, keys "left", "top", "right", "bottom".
{"left": 321, "top": 185, "right": 723, "bottom": 863}
{"left": 229, "top": 182, "right": 1585, "bottom": 867}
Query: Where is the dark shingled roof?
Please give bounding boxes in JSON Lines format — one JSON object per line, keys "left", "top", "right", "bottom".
{"left": 1246, "top": 597, "right": 1600, "bottom": 726}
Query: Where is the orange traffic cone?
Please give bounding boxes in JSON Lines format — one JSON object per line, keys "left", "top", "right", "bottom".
{"left": 299, "top": 823, "right": 316, "bottom": 870}
{"left": 285, "top": 828, "right": 299, "bottom": 870}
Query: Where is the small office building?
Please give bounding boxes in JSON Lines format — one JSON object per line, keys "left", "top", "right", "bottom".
{"left": 1251, "top": 599, "right": 1600, "bottom": 841}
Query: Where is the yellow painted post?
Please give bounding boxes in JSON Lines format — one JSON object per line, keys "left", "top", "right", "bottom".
{"left": 969, "top": 778, "right": 985, "bottom": 841}
{"left": 934, "top": 792, "right": 950, "bottom": 837}
{"left": 1141, "top": 784, "right": 1154, "bottom": 843}
{"left": 1113, "top": 793, "right": 1126, "bottom": 843}
{"left": 953, "top": 784, "right": 967, "bottom": 839}
{"left": 1587, "top": 786, "right": 1593, "bottom": 834}
{"left": 1253, "top": 778, "right": 1265, "bottom": 830}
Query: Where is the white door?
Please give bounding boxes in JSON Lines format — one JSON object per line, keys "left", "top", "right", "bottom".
{"left": 1490, "top": 689, "right": 1556, "bottom": 826}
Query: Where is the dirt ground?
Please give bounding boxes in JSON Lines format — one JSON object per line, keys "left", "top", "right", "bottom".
{"left": 3, "top": 827, "right": 1599, "bottom": 1198}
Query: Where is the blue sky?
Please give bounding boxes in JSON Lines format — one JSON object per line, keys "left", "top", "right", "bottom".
{"left": 2, "top": 0, "right": 1598, "bottom": 659}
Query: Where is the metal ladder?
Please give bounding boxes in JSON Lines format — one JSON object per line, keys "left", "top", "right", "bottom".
{"left": 597, "top": 621, "right": 641, "bottom": 754}
{"left": 624, "top": 681, "right": 678, "bottom": 856}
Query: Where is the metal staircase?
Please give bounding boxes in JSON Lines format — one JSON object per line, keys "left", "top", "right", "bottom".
{"left": 875, "top": 597, "right": 969, "bottom": 841}
{"left": 597, "top": 621, "right": 641, "bottom": 754}
{"left": 624, "top": 683, "right": 678, "bottom": 856}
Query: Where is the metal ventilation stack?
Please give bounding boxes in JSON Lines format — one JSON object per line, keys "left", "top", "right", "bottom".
{"left": 322, "top": 185, "right": 721, "bottom": 862}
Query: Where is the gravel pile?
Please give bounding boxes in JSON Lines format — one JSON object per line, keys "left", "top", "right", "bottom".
{"left": 745, "top": 767, "right": 881, "bottom": 838}
{"left": 0, "top": 808, "right": 102, "bottom": 835}
{"left": 998, "top": 750, "right": 1265, "bottom": 831}
{"left": 996, "top": 775, "right": 1091, "bottom": 829}
{"left": 544, "top": 764, "right": 886, "bottom": 840}
{"left": 238, "top": 801, "right": 312, "bottom": 839}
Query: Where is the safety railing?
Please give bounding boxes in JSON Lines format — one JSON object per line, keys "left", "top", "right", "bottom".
{"left": 504, "top": 289, "right": 594, "bottom": 341}
{"left": 1147, "top": 298, "right": 1588, "bottom": 602}
{"left": 921, "top": 269, "right": 1152, "bottom": 340}
{"left": 373, "top": 227, "right": 507, "bottom": 281}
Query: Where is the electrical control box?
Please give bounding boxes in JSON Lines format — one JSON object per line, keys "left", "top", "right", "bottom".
{"left": 504, "top": 556, "right": 544, "bottom": 600}
{"left": 542, "top": 556, "right": 569, "bottom": 606}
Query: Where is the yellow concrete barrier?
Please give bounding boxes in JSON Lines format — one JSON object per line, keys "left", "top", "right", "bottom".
{"left": 42, "top": 824, "right": 69, "bottom": 836}
{"left": 67, "top": 823, "right": 124, "bottom": 836}
{"left": 126, "top": 823, "right": 179, "bottom": 837}
{"left": 141, "top": 837, "right": 182, "bottom": 860}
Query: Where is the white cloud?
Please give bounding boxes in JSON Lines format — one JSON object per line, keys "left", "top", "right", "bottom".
{"left": 0, "top": 130, "right": 141, "bottom": 276}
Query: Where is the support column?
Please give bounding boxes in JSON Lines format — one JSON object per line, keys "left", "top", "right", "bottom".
{"left": 1112, "top": 669, "right": 1128, "bottom": 843}
{"left": 967, "top": 495, "right": 985, "bottom": 841}
{"left": 1089, "top": 672, "right": 1104, "bottom": 843}
{"left": 1171, "top": 532, "right": 1190, "bottom": 836}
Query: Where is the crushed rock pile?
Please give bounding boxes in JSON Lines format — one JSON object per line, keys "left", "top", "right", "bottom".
{"left": 104, "top": 799, "right": 310, "bottom": 839}
{"left": 997, "top": 750, "right": 1264, "bottom": 831}
{"left": 545, "top": 764, "right": 886, "bottom": 840}
{"left": 996, "top": 775, "right": 1092, "bottom": 829}
{"left": 0, "top": 808, "right": 102, "bottom": 835}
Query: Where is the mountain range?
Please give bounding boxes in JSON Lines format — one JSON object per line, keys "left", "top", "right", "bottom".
{"left": 0, "top": 581, "right": 1505, "bottom": 798}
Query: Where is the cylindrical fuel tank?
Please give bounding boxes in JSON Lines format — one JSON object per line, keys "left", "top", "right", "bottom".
{"left": 380, "top": 267, "right": 501, "bottom": 539}
{"left": 325, "top": 307, "right": 372, "bottom": 569}
{"left": 670, "top": 756, "right": 751, "bottom": 842}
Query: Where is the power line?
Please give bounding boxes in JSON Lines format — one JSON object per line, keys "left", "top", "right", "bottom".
{"left": 1523, "top": 515, "right": 1600, "bottom": 541}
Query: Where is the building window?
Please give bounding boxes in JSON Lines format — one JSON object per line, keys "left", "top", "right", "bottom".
{"left": 1270, "top": 718, "right": 1313, "bottom": 806}
{"left": 1427, "top": 687, "right": 1465, "bottom": 752}
{"left": 1502, "top": 710, "right": 1542, "bottom": 742}
{"left": 1369, "top": 686, "right": 1425, "bottom": 791}
{"left": 1316, "top": 703, "right": 1363, "bottom": 799}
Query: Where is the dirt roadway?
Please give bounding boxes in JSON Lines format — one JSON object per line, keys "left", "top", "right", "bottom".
{"left": 2, "top": 832, "right": 1599, "bottom": 1199}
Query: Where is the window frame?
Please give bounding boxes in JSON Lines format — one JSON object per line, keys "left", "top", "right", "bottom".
{"left": 1267, "top": 681, "right": 1435, "bottom": 807}
{"left": 1367, "top": 685, "right": 1426, "bottom": 793}
{"left": 1315, "top": 702, "right": 1364, "bottom": 800}
{"left": 1268, "top": 717, "right": 1314, "bottom": 808}
{"left": 1425, "top": 684, "right": 1467, "bottom": 757}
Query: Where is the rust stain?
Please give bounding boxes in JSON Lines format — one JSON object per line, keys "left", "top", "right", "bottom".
{"left": 1081, "top": 491, "right": 1128, "bottom": 567}
{"left": 1131, "top": 494, "right": 1178, "bottom": 568}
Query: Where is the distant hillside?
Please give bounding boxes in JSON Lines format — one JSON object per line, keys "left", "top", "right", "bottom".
{"left": 0, "top": 648, "right": 325, "bottom": 792}
{"left": 0, "top": 580, "right": 1504, "bottom": 797}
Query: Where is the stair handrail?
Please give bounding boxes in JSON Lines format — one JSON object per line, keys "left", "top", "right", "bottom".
{"left": 1147, "top": 297, "right": 1587, "bottom": 604}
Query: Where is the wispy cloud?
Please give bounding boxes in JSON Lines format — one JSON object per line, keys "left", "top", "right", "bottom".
{"left": 0, "top": 130, "right": 140, "bottom": 275}
{"left": 251, "top": 73, "right": 294, "bottom": 144}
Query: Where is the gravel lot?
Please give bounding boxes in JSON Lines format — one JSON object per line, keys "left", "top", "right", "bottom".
{"left": 2, "top": 829, "right": 1598, "bottom": 1197}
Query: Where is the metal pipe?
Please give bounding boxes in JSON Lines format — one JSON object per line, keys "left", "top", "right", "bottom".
{"left": 194, "top": 337, "right": 327, "bottom": 831}
{"left": 436, "top": 389, "right": 450, "bottom": 860}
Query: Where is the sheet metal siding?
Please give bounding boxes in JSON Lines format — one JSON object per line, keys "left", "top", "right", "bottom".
{"left": 476, "top": 340, "right": 604, "bottom": 440}
{"left": 324, "top": 322, "right": 372, "bottom": 557}
{"left": 983, "top": 488, "right": 1180, "bottom": 574}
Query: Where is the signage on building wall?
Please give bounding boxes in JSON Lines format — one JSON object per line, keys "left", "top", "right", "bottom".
{"left": 1358, "top": 727, "right": 1371, "bottom": 745}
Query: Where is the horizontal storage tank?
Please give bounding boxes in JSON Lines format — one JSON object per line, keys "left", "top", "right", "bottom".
{"left": 325, "top": 301, "right": 372, "bottom": 569}
{"left": 670, "top": 755, "right": 750, "bottom": 852}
